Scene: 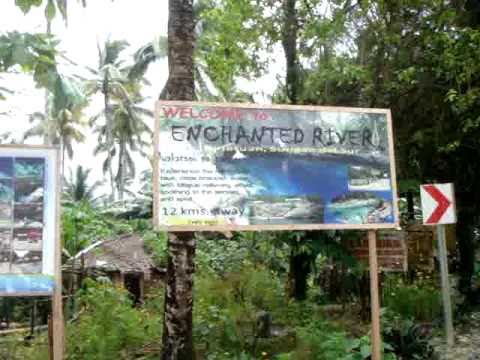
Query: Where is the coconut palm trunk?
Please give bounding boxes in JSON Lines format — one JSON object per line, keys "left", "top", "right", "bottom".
{"left": 103, "top": 73, "right": 116, "bottom": 202}
{"left": 160, "top": 1, "right": 196, "bottom": 359}
{"left": 43, "top": 19, "right": 53, "bottom": 146}
{"left": 117, "top": 140, "right": 126, "bottom": 202}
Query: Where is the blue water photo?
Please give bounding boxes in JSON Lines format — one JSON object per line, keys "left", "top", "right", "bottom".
{"left": 0, "top": 274, "right": 55, "bottom": 294}
{"left": 216, "top": 153, "right": 394, "bottom": 225}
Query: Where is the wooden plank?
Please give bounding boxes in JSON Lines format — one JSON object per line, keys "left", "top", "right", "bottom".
{"left": 48, "top": 316, "right": 53, "bottom": 360}
{"left": 0, "top": 324, "right": 48, "bottom": 336}
{"left": 0, "top": 291, "right": 53, "bottom": 297}
{"left": 156, "top": 222, "right": 399, "bottom": 232}
{"left": 0, "top": 144, "right": 60, "bottom": 150}
{"left": 437, "top": 224, "right": 455, "bottom": 346}
{"left": 51, "top": 147, "right": 64, "bottom": 360}
{"left": 386, "top": 110, "right": 400, "bottom": 229}
{"left": 368, "top": 230, "right": 382, "bottom": 360}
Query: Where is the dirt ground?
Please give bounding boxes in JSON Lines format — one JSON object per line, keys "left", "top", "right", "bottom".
{"left": 431, "top": 312, "right": 480, "bottom": 360}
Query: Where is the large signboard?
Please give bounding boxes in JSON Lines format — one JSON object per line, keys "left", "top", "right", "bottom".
{"left": 0, "top": 146, "right": 60, "bottom": 296}
{"left": 154, "top": 101, "right": 399, "bottom": 231}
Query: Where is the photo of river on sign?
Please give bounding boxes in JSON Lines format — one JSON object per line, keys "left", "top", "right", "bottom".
{"left": 154, "top": 102, "right": 399, "bottom": 231}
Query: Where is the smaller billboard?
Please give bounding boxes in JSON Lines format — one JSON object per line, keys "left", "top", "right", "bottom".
{"left": 0, "top": 146, "right": 59, "bottom": 296}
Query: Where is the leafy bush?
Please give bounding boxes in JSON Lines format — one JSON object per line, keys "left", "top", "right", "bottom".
{"left": 294, "top": 319, "right": 352, "bottom": 359}
{"left": 67, "top": 279, "right": 161, "bottom": 360}
{"left": 382, "top": 277, "right": 442, "bottom": 322}
{"left": 381, "top": 309, "right": 433, "bottom": 359}
{"left": 143, "top": 230, "right": 168, "bottom": 266}
{"left": 62, "top": 202, "right": 136, "bottom": 256}
{"left": 194, "top": 264, "right": 290, "bottom": 357}
{"left": 286, "top": 320, "right": 397, "bottom": 360}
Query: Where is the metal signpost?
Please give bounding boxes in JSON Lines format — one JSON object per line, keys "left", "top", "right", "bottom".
{"left": 154, "top": 101, "right": 400, "bottom": 360}
{"left": 0, "top": 145, "right": 63, "bottom": 359}
{"left": 420, "top": 183, "right": 456, "bottom": 347}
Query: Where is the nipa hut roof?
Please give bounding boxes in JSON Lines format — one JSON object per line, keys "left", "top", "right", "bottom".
{"left": 68, "top": 233, "right": 157, "bottom": 277}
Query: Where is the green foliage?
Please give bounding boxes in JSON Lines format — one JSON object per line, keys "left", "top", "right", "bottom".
{"left": 14, "top": 0, "right": 43, "bottom": 14}
{"left": 195, "top": 0, "right": 266, "bottom": 100}
{"left": 293, "top": 319, "right": 352, "bottom": 359}
{"left": 0, "top": 31, "right": 58, "bottom": 89}
{"left": 381, "top": 309, "right": 433, "bottom": 359}
{"left": 285, "top": 319, "right": 397, "bottom": 360}
{"left": 67, "top": 279, "right": 161, "bottom": 360}
{"left": 14, "top": 0, "right": 90, "bottom": 23}
{"left": 383, "top": 276, "right": 442, "bottom": 322}
{"left": 62, "top": 201, "right": 135, "bottom": 256}
{"left": 346, "top": 335, "right": 397, "bottom": 360}
{"left": 63, "top": 166, "right": 102, "bottom": 203}
{"left": 88, "top": 40, "right": 153, "bottom": 201}
{"left": 197, "top": 234, "right": 256, "bottom": 275}
{"left": 129, "top": 36, "right": 167, "bottom": 81}
{"left": 194, "top": 264, "right": 288, "bottom": 357}
{"left": 143, "top": 230, "right": 168, "bottom": 267}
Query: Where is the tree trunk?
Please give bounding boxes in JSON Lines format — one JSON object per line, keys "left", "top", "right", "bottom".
{"left": 281, "top": 0, "right": 315, "bottom": 301}
{"left": 287, "top": 248, "right": 312, "bottom": 301}
{"left": 161, "top": 232, "right": 196, "bottom": 360}
{"left": 161, "top": 1, "right": 196, "bottom": 359}
{"left": 44, "top": 19, "right": 52, "bottom": 146}
{"left": 118, "top": 141, "right": 125, "bottom": 202}
{"left": 281, "top": 0, "right": 300, "bottom": 104}
{"left": 160, "top": 0, "right": 195, "bottom": 101}
{"left": 61, "top": 139, "right": 66, "bottom": 177}
{"left": 103, "top": 74, "right": 116, "bottom": 202}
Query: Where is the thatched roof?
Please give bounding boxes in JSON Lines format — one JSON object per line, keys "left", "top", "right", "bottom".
{"left": 66, "top": 233, "right": 159, "bottom": 278}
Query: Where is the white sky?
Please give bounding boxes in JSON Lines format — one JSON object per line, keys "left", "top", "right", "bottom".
{"left": 0, "top": 1, "right": 283, "bottom": 197}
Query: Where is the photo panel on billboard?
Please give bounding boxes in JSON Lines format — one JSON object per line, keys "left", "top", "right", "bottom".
{"left": 154, "top": 101, "right": 399, "bottom": 231}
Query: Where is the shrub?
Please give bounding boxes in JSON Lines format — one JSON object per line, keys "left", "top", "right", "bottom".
{"left": 382, "top": 277, "right": 442, "bottom": 322}
{"left": 381, "top": 309, "right": 433, "bottom": 359}
{"left": 67, "top": 279, "right": 161, "bottom": 360}
{"left": 286, "top": 319, "right": 397, "bottom": 360}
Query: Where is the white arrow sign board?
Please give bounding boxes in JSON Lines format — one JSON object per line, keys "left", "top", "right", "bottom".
{"left": 420, "top": 183, "right": 456, "bottom": 225}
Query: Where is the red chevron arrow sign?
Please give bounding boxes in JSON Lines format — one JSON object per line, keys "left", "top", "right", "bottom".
{"left": 420, "top": 183, "right": 456, "bottom": 225}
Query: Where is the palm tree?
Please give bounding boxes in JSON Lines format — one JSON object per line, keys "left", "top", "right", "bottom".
{"left": 160, "top": 1, "right": 196, "bottom": 359}
{"left": 63, "top": 165, "right": 102, "bottom": 203}
{"left": 24, "top": 76, "right": 86, "bottom": 172}
{"left": 92, "top": 98, "right": 152, "bottom": 201}
{"left": 131, "top": 17, "right": 252, "bottom": 102}
{"left": 86, "top": 39, "right": 133, "bottom": 201}
{"left": 128, "top": 36, "right": 167, "bottom": 81}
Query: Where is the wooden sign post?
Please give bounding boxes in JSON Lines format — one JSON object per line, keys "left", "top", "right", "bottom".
{"left": 153, "top": 101, "right": 400, "bottom": 360}
{"left": 0, "top": 145, "right": 63, "bottom": 359}
{"left": 421, "top": 183, "right": 456, "bottom": 347}
{"left": 368, "top": 230, "right": 382, "bottom": 360}
{"left": 52, "top": 148, "right": 64, "bottom": 359}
